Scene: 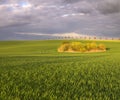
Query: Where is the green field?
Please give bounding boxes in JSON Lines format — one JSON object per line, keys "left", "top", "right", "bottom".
{"left": 0, "top": 40, "right": 120, "bottom": 100}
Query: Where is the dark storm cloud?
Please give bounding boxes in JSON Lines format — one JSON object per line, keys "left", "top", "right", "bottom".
{"left": 97, "top": 0, "right": 120, "bottom": 15}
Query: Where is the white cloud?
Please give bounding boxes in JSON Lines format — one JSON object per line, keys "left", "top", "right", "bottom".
{"left": 61, "top": 13, "right": 85, "bottom": 17}
{"left": 16, "top": 32, "right": 92, "bottom": 38}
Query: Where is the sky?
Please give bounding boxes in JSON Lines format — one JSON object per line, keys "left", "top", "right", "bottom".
{"left": 0, "top": 0, "right": 120, "bottom": 40}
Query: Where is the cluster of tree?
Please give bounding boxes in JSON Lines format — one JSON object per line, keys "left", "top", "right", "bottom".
{"left": 58, "top": 41, "right": 106, "bottom": 53}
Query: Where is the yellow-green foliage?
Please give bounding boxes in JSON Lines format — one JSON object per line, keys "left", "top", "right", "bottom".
{"left": 71, "top": 42, "right": 84, "bottom": 51}
{"left": 58, "top": 43, "right": 70, "bottom": 52}
{"left": 98, "top": 44, "right": 106, "bottom": 50}
{"left": 58, "top": 41, "right": 106, "bottom": 52}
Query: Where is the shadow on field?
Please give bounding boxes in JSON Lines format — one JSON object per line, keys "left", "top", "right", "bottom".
{"left": 106, "top": 48, "right": 110, "bottom": 51}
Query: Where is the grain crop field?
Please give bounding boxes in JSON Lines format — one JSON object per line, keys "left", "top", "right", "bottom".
{"left": 0, "top": 40, "right": 120, "bottom": 100}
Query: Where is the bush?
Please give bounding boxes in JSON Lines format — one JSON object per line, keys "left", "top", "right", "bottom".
{"left": 90, "top": 42, "right": 97, "bottom": 50}
{"left": 98, "top": 44, "right": 106, "bottom": 50}
{"left": 85, "top": 42, "right": 97, "bottom": 50}
{"left": 58, "top": 44, "right": 70, "bottom": 52}
{"left": 85, "top": 43, "right": 91, "bottom": 50}
{"left": 71, "top": 42, "right": 84, "bottom": 51}
{"left": 58, "top": 41, "right": 106, "bottom": 53}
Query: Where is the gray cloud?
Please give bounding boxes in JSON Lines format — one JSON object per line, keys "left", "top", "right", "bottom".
{"left": 97, "top": 0, "right": 120, "bottom": 15}
{"left": 0, "top": 0, "right": 120, "bottom": 40}
{"left": 62, "top": 0, "right": 81, "bottom": 4}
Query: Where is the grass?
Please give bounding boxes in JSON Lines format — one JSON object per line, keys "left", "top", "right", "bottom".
{"left": 0, "top": 40, "right": 120, "bottom": 100}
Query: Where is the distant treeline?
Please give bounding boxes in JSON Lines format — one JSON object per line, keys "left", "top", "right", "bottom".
{"left": 46, "top": 36, "right": 120, "bottom": 40}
